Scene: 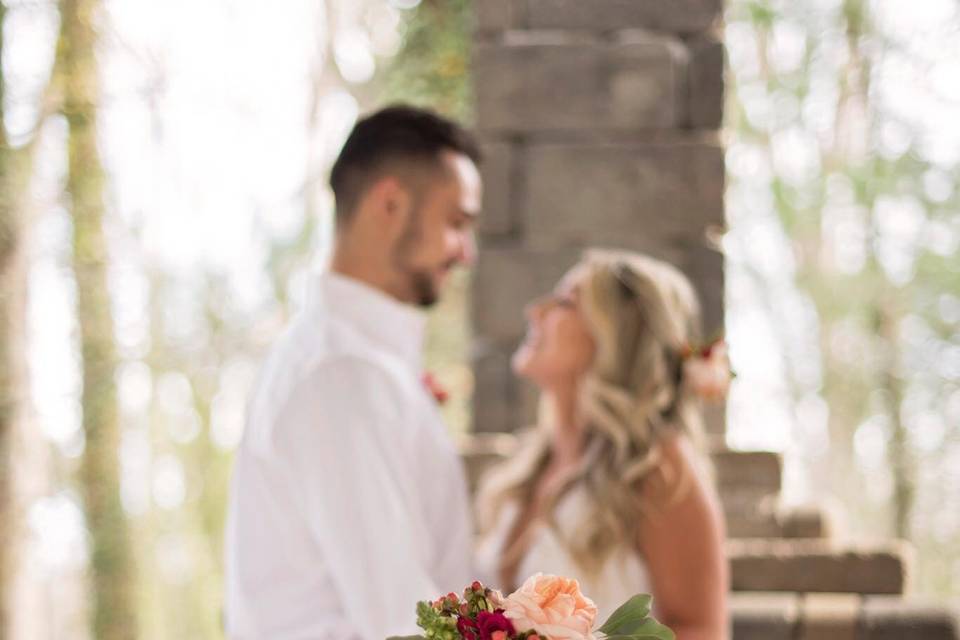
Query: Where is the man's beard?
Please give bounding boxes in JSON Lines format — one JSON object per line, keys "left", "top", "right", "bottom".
{"left": 392, "top": 212, "right": 441, "bottom": 308}
{"left": 407, "top": 270, "right": 438, "bottom": 307}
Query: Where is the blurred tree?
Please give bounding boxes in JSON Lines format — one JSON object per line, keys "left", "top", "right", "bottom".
{"left": 1, "top": 0, "right": 478, "bottom": 637}
{"left": 381, "top": 0, "right": 473, "bottom": 123}
{"left": 57, "top": 0, "right": 138, "bottom": 635}
{"left": 128, "top": 265, "right": 243, "bottom": 639}
{"left": 0, "top": 0, "right": 63, "bottom": 631}
{"left": 0, "top": 2, "right": 24, "bottom": 630}
{"left": 727, "top": 0, "right": 960, "bottom": 598}
{"left": 122, "top": 2, "right": 422, "bottom": 636}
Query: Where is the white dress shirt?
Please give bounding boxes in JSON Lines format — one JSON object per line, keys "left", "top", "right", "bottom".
{"left": 225, "top": 271, "right": 473, "bottom": 640}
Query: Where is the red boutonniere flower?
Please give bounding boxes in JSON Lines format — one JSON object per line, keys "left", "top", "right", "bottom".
{"left": 422, "top": 372, "right": 450, "bottom": 405}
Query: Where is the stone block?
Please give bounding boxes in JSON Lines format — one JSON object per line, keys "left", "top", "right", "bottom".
{"left": 713, "top": 450, "right": 782, "bottom": 496}
{"left": 729, "top": 539, "right": 911, "bottom": 595}
{"left": 702, "top": 399, "right": 727, "bottom": 440}
{"left": 475, "top": 33, "right": 687, "bottom": 133}
{"left": 781, "top": 505, "right": 831, "bottom": 539}
{"left": 472, "top": 246, "right": 579, "bottom": 343}
{"left": 478, "top": 140, "right": 517, "bottom": 237}
{"left": 472, "top": 341, "right": 518, "bottom": 433}
{"left": 678, "top": 227, "right": 725, "bottom": 335}
{"left": 721, "top": 492, "right": 784, "bottom": 539}
{"left": 731, "top": 592, "right": 799, "bottom": 640}
{"left": 524, "top": 141, "right": 724, "bottom": 251}
{"left": 799, "top": 593, "right": 861, "bottom": 640}
{"left": 725, "top": 510, "right": 783, "bottom": 539}
{"left": 458, "top": 432, "right": 518, "bottom": 494}
{"left": 515, "top": 376, "right": 540, "bottom": 429}
{"left": 721, "top": 491, "right": 780, "bottom": 519}
{"left": 525, "top": 0, "right": 723, "bottom": 34}
{"left": 475, "top": 0, "right": 518, "bottom": 32}
{"left": 721, "top": 502, "right": 830, "bottom": 539}
{"left": 859, "top": 597, "right": 960, "bottom": 640}
{"left": 687, "top": 37, "right": 725, "bottom": 129}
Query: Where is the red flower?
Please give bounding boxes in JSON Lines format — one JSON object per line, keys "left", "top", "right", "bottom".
{"left": 422, "top": 372, "right": 450, "bottom": 405}
{"left": 457, "top": 615, "right": 479, "bottom": 640}
{"left": 476, "top": 610, "right": 516, "bottom": 640}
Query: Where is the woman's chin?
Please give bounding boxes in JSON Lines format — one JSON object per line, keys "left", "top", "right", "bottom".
{"left": 512, "top": 354, "right": 552, "bottom": 392}
{"left": 510, "top": 348, "right": 536, "bottom": 379}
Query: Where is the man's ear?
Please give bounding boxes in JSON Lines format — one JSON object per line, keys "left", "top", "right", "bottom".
{"left": 365, "top": 175, "right": 413, "bottom": 236}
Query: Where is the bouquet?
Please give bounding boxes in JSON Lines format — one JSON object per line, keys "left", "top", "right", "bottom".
{"left": 388, "top": 573, "right": 674, "bottom": 640}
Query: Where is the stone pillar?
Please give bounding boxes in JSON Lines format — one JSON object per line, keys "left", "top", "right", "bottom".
{"left": 471, "top": 0, "right": 726, "bottom": 435}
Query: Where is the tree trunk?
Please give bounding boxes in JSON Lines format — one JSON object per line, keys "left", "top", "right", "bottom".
{"left": 0, "top": 2, "right": 12, "bottom": 630}
{"left": 0, "top": 180, "right": 26, "bottom": 640}
{"left": 0, "top": 1, "right": 29, "bottom": 633}
{"left": 876, "top": 303, "right": 912, "bottom": 539}
{"left": 57, "top": 0, "right": 138, "bottom": 636}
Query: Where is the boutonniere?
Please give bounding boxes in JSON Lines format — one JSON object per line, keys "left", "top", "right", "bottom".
{"left": 422, "top": 372, "right": 450, "bottom": 405}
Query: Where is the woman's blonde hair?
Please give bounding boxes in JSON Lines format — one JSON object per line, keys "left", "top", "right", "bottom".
{"left": 477, "top": 249, "right": 710, "bottom": 577}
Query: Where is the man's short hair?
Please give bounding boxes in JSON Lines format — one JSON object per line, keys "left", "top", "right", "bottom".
{"left": 329, "top": 105, "right": 482, "bottom": 223}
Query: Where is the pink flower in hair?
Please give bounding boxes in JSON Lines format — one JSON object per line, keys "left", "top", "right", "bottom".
{"left": 682, "top": 340, "right": 732, "bottom": 401}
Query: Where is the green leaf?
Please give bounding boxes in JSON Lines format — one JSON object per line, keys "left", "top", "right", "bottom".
{"left": 597, "top": 594, "right": 675, "bottom": 640}
{"left": 602, "top": 618, "right": 676, "bottom": 640}
{"left": 385, "top": 636, "right": 427, "bottom": 640}
{"left": 597, "top": 594, "right": 653, "bottom": 635}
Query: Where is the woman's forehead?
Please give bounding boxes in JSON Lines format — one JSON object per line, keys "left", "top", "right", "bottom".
{"left": 556, "top": 264, "right": 589, "bottom": 294}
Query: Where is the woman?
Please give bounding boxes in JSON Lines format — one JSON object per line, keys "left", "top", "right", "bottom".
{"left": 476, "top": 249, "right": 730, "bottom": 639}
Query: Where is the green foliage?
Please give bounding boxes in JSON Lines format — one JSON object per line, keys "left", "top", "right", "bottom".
{"left": 597, "top": 595, "right": 675, "bottom": 640}
{"left": 58, "top": 0, "right": 140, "bottom": 636}
{"left": 379, "top": 0, "right": 473, "bottom": 122}
{"left": 413, "top": 599, "right": 458, "bottom": 639}
{"left": 728, "top": 0, "right": 960, "bottom": 600}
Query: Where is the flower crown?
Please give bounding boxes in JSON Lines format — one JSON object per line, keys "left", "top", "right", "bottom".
{"left": 680, "top": 336, "right": 733, "bottom": 401}
{"left": 608, "top": 260, "right": 733, "bottom": 402}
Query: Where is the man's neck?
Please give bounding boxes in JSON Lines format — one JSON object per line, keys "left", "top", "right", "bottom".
{"left": 330, "top": 245, "right": 405, "bottom": 304}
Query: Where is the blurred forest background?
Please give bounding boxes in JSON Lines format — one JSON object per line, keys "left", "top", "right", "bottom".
{"left": 0, "top": 0, "right": 957, "bottom": 638}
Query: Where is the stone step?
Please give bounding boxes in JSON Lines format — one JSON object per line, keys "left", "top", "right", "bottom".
{"left": 713, "top": 449, "right": 783, "bottom": 498}
{"left": 461, "top": 435, "right": 786, "bottom": 495}
{"left": 859, "top": 596, "right": 960, "bottom": 640}
{"left": 461, "top": 436, "right": 826, "bottom": 539}
{"left": 459, "top": 432, "right": 518, "bottom": 494}
{"left": 731, "top": 592, "right": 960, "bottom": 640}
{"left": 729, "top": 539, "right": 911, "bottom": 595}
{"left": 725, "top": 502, "right": 830, "bottom": 539}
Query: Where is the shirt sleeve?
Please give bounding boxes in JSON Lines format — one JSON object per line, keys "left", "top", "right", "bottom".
{"left": 272, "top": 356, "right": 440, "bottom": 640}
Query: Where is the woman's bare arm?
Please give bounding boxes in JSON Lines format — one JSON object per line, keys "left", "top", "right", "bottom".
{"left": 637, "top": 434, "right": 729, "bottom": 640}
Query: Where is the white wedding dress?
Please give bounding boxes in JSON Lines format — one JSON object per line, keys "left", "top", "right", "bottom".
{"left": 475, "top": 485, "right": 651, "bottom": 623}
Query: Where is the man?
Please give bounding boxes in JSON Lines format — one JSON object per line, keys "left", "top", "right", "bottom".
{"left": 224, "top": 105, "right": 483, "bottom": 639}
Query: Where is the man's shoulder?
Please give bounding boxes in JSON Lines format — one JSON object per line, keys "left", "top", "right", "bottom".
{"left": 290, "top": 310, "right": 410, "bottom": 384}
{"left": 243, "top": 318, "right": 412, "bottom": 444}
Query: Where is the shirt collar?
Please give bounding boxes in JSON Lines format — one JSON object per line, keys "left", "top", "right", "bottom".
{"left": 308, "top": 270, "right": 427, "bottom": 373}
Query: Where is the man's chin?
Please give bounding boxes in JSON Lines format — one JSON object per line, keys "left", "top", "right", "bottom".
{"left": 412, "top": 275, "right": 441, "bottom": 308}
{"left": 417, "top": 293, "right": 439, "bottom": 308}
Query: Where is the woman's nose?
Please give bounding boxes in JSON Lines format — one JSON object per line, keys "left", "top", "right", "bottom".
{"left": 525, "top": 297, "right": 545, "bottom": 321}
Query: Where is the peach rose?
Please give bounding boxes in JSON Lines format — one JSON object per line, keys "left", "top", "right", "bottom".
{"left": 683, "top": 341, "right": 732, "bottom": 401}
{"left": 502, "top": 573, "right": 598, "bottom": 640}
